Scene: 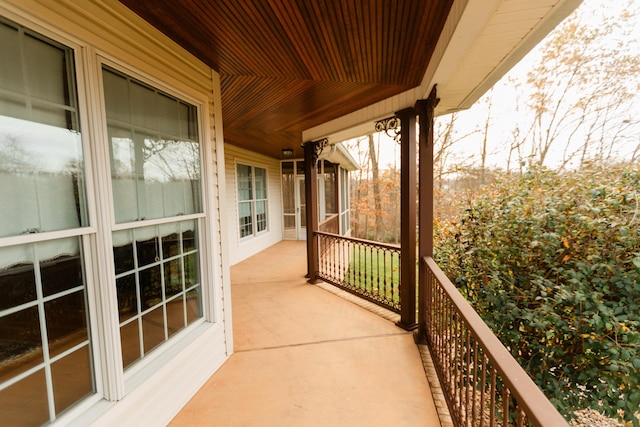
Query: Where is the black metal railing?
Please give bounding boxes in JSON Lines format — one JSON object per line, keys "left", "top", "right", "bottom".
{"left": 316, "top": 231, "right": 401, "bottom": 313}
{"left": 422, "top": 256, "right": 568, "bottom": 427}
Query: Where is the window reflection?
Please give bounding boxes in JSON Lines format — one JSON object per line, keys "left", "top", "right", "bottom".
{"left": 113, "top": 220, "right": 202, "bottom": 369}
{"left": 103, "top": 67, "right": 202, "bottom": 224}
{"left": 0, "top": 116, "right": 86, "bottom": 238}
{"left": 0, "top": 237, "right": 94, "bottom": 420}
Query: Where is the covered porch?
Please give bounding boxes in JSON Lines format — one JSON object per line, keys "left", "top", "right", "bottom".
{"left": 170, "top": 240, "right": 448, "bottom": 426}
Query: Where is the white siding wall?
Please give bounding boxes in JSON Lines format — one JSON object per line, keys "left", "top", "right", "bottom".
{"left": 224, "top": 143, "right": 283, "bottom": 265}
{"left": 0, "top": 1, "right": 231, "bottom": 425}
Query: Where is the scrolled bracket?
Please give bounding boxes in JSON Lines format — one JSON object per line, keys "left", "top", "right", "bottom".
{"left": 310, "top": 137, "right": 328, "bottom": 163}
{"left": 375, "top": 116, "right": 401, "bottom": 144}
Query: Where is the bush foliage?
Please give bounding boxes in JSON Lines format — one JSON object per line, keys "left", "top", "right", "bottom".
{"left": 435, "top": 165, "right": 640, "bottom": 424}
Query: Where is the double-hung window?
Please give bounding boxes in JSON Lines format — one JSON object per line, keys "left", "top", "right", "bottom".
{"left": 236, "top": 164, "right": 268, "bottom": 238}
{"left": 0, "top": 18, "right": 94, "bottom": 425}
{"left": 103, "top": 66, "right": 204, "bottom": 369}
{"left": 0, "top": 17, "right": 208, "bottom": 424}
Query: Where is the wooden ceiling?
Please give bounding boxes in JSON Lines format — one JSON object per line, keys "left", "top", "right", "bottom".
{"left": 119, "top": 0, "right": 454, "bottom": 159}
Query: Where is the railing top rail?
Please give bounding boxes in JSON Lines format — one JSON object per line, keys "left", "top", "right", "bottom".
{"left": 315, "top": 231, "right": 401, "bottom": 251}
{"left": 318, "top": 213, "right": 339, "bottom": 227}
{"left": 423, "top": 256, "right": 568, "bottom": 427}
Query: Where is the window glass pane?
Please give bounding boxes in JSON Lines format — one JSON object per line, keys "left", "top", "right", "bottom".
{"left": 131, "top": 81, "right": 157, "bottom": 129}
{"left": 325, "top": 166, "right": 336, "bottom": 215}
{"left": 256, "top": 200, "right": 267, "bottom": 232}
{"left": 113, "top": 220, "right": 202, "bottom": 369}
{"left": 0, "top": 21, "right": 23, "bottom": 93}
{"left": 24, "top": 34, "right": 67, "bottom": 106}
{"left": 139, "top": 265, "right": 162, "bottom": 311}
{"left": 136, "top": 233, "right": 159, "bottom": 268}
{"left": 166, "top": 296, "right": 185, "bottom": 338}
{"left": 183, "top": 226, "right": 196, "bottom": 253}
{"left": 236, "top": 164, "right": 252, "bottom": 201}
{"left": 0, "top": 21, "right": 86, "bottom": 238}
{"left": 142, "top": 306, "right": 164, "bottom": 353}
{"left": 116, "top": 274, "right": 137, "bottom": 322}
{"left": 103, "top": 67, "right": 202, "bottom": 224}
{"left": 0, "top": 369, "right": 49, "bottom": 426}
{"left": 0, "top": 306, "right": 43, "bottom": 382}
{"left": 238, "top": 201, "right": 253, "bottom": 237}
{"left": 51, "top": 345, "right": 93, "bottom": 415}
{"left": 44, "top": 290, "right": 88, "bottom": 359}
{"left": 0, "top": 246, "right": 35, "bottom": 310}
{"left": 113, "top": 231, "right": 134, "bottom": 274}
{"left": 296, "top": 160, "right": 305, "bottom": 175}
{"left": 109, "top": 129, "right": 138, "bottom": 223}
{"left": 282, "top": 162, "right": 294, "bottom": 217}
{"left": 254, "top": 167, "right": 267, "bottom": 199}
{"left": 0, "top": 117, "right": 86, "bottom": 238}
{"left": 164, "top": 258, "right": 182, "bottom": 298}
{"left": 102, "top": 70, "right": 130, "bottom": 123}
{"left": 186, "top": 287, "right": 202, "bottom": 325}
{"left": 157, "top": 93, "right": 179, "bottom": 135}
{"left": 162, "top": 229, "right": 180, "bottom": 258}
{"left": 120, "top": 321, "right": 140, "bottom": 369}
{"left": 184, "top": 253, "right": 199, "bottom": 287}
{"left": 41, "top": 253, "right": 83, "bottom": 297}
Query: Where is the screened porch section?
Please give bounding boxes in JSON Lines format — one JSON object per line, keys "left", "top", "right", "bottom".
{"left": 281, "top": 158, "right": 352, "bottom": 240}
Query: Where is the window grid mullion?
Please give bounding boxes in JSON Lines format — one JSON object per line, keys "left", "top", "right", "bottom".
{"left": 32, "top": 244, "right": 57, "bottom": 421}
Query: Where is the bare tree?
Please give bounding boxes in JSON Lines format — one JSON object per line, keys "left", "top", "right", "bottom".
{"left": 521, "top": 5, "right": 640, "bottom": 169}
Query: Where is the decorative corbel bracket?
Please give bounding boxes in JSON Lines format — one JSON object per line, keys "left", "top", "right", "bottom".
{"left": 305, "top": 137, "right": 328, "bottom": 163}
{"left": 375, "top": 116, "right": 401, "bottom": 143}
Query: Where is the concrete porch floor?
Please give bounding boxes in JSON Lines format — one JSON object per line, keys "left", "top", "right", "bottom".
{"left": 170, "top": 240, "right": 441, "bottom": 426}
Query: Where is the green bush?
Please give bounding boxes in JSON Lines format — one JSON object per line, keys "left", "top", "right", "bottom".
{"left": 435, "top": 165, "right": 640, "bottom": 424}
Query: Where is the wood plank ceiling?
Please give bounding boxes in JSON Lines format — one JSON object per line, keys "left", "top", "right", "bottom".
{"left": 118, "top": 0, "right": 454, "bottom": 159}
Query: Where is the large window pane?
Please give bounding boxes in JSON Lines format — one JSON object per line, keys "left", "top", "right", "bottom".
{"left": 0, "top": 237, "right": 94, "bottom": 421}
{"left": 103, "top": 67, "right": 202, "bottom": 223}
{"left": 0, "top": 20, "right": 86, "bottom": 239}
{"left": 113, "top": 220, "right": 202, "bottom": 369}
{"left": 254, "top": 167, "right": 266, "bottom": 199}
{"left": 237, "top": 164, "right": 252, "bottom": 201}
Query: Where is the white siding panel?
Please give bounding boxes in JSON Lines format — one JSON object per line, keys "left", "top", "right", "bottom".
{"left": 224, "top": 144, "right": 283, "bottom": 265}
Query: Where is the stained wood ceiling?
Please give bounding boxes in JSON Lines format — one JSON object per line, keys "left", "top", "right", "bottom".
{"left": 119, "top": 0, "right": 453, "bottom": 159}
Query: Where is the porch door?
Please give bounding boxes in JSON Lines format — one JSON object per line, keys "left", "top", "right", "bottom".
{"left": 296, "top": 176, "right": 306, "bottom": 240}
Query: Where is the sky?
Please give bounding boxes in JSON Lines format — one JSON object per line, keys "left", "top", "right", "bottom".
{"left": 355, "top": 0, "right": 640, "bottom": 173}
{"left": 434, "top": 0, "right": 640, "bottom": 172}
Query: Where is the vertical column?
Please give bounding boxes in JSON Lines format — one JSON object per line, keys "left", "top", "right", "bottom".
{"left": 304, "top": 139, "right": 323, "bottom": 283}
{"left": 415, "top": 86, "right": 438, "bottom": 343}
{"left": 396, "top": 107, "right": 418, "bottom": 330}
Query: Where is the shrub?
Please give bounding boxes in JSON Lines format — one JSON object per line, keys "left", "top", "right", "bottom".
{"left": 435, "top": 165, "right": 640, "bottom": 424}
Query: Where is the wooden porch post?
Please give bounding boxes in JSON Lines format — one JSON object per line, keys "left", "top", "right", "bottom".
{"left": 396, "top": 107, "right": 418, "bottom": 331}
{"left": 304, "top": 139, "right": 324, "bottom": 283}
{"left": 415, "top": 86, "right": 438, "bottom": 343}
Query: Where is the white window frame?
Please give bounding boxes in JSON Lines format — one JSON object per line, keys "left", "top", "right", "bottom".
{"left": 0, "top": 14, "right": 105, "bottom": 421}
{"left": 235, "top": 162, "right": 269, "bottom": 240}
{"left": 94, "top": 56, "right": 214, "bottom": 390}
